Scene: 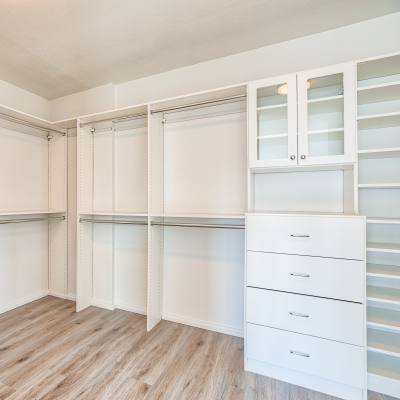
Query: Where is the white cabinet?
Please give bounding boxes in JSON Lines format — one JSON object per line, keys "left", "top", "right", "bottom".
{"left": 248, "top": 63, "right": 356, "bottom": 168}
{"left": 245, "top": 213, "right": 367, "bottom": 400}
{"left": 248, "top": 74, "right": 298, "bottom": 168}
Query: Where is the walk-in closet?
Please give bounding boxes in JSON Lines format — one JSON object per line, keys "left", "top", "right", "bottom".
{"left": 1, "top": 4, "right": 400, "bottom": 400}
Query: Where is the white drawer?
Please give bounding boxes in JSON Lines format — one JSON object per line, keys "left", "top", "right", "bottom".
{"left": 246, "top": 215, "right": 365, "bottom": 260}
{"left": 247, "top": 251, "right": 364, "bottom": 303}
{"left": 246, "top": 288, "right": 364, "bottom": 345}
{"left": 246, "top": 323, "right": 365, "bottom": 388}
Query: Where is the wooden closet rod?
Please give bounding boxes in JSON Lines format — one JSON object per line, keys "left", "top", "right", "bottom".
{"left": 79, "top": 218, "right": 147, "bottom": 225}
{"left": 151, "top": 94, "right": 247, "bottom": 114}
{"left": 151, "top": 221, "right": 245, "bottom": 229}
{"left": 0, "top": 216, "right": 65, "bottom": 224}
{"left": 0, "top": 112, "right": 66, "bottom": 135}
{"left": 80, "top": 112, "right": 148, "bottom": 127}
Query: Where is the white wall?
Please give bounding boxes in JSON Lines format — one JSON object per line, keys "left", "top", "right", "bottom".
{"left": 0, "top": 80, "right": 50, "bottom": 120}
{"left": 50, "top": 12, "right": 400, "bottom": 121}
{"left": 51, "top": 84, "right": 116, "bottom": 121}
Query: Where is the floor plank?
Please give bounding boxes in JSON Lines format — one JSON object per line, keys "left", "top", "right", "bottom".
{"left": 0, "top": 297, "right": 396, "bottom": 400}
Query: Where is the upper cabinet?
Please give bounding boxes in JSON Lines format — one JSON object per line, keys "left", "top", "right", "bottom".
{"left": 248, "top": 63, "right": 356, "bottom": 169}
{"left": 248, "top": 74, "right": 298, "bottom": 168}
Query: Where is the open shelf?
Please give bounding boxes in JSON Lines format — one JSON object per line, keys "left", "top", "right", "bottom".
{"left": 367, "top": 264, "right": 400, "bottom": 280}
{"left": 367, "top": 217, "right": 400, "bottom": 225}
{"left": 358, "top": 79, "right": 400, "bottom": 92}
{"left": 357, "top": 111, "right": 400, "bottom": 130}
{"left": 368, "top": 352, "right": 400, "bottom": 398}
{"left": 367, "top": 285, "right": 400, "bottom": 305}
{"left": 368, "top": 328, "right": 400, "bottom": 358}
{"left": 358, "top": 147, "right": 400, "bottom": 159}
{"left": 368, "top": 307, "right": 400, "bottom": 333}
{"left": 358, "top": 81, "right": 400, "bottom": 104}
{"left": 0, "top": 210, "right": 66, "bottom": 216}
{"left": 80, "top": 211, "right": 148, "bottom": 217}
{"left": 151, "top": 213, "right": 245, "bottom": 219}
{"left": 359, "top": 183, "right": 400, "bottom": 189}
{"left": 367, "top": 243, "right": 400, "bottom": 254}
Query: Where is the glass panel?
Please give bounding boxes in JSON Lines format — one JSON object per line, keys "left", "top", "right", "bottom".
{"left": 257, "top": 84, "right": 287, "bottom": 107}
{"left": 308, "top": 131, "right": 344, "bottom": 157}
{"left": 258, "top": 136, "right": 288, "bottom": 161}
{"left": 307, "top": 73, "right": 345, "bottom": 157}
{"left": 257, "top": 84, "right": 288, "bottom": 161}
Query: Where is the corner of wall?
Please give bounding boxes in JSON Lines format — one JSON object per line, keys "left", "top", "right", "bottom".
{"left": 0, "top": 80, "right": 51, "bottom": 120}
{"left": 50, "top": 84, "right": 117, "bottom": 122}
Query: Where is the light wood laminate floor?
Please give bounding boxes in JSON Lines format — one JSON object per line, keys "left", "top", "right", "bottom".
{"left": 0, "top": 297, "right": 394, "bottom": 400}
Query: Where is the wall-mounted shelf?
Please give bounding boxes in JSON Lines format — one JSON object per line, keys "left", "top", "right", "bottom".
{"left": 151, "top": 213, "right": 245, "bottom": 220}
{"left": 358, "top": 81, "right": 400, "bottom": 106}
{"left": 359, "top": 183, "right": 400, "bottom": 189}
{"left": 80, "top": 211, "right": 148, "bottom": 217}
{"left": 368, "top": 328, "right": 400, "bottom": 358}
{"left": 0, "top": 210, "right": 66, "bottom": 216}
{"left": 358, "top": 80, "right": 400, "bottom": 92}
{"left": 367, "top": 242, "right": 400, "bottom": 254}
{"left": 367, "top": 217, "right": 400, "bottom": 224}
{"left": 368, "top": 352, "right": 400, "bottom": 397}
{"left": 357, "top": 111, "right": 400, "bottom": 130}
{"left": 367, "top": 264, "right": 400, "bottom": 279}
{"left": 368, "top": 307, "right": 400, "bottom": 333}
{"left": 367, "top": 285, "right": 400, "bottom": 306}
{"left": 358, "top": 147, "right": 400, "bottom": 158}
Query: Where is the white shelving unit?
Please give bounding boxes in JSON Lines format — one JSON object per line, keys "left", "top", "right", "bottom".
{"left": 0, "top": 107, "right": 69, "bottom": 312}
{"left": 77, "top": 105, "right": 149, "bottom": 314}
{"left": 357, "top": 53, "right": 400, "bottom": 398}
{"left": 147, "top": 86, "right": 247, "bottom": 334}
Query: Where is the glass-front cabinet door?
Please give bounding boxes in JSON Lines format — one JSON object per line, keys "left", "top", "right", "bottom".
{"left": 297, "top": 63, "right": 356, "bottom": 165}
{"left": 248, "top": 74, "right": 297, "bottom": 168}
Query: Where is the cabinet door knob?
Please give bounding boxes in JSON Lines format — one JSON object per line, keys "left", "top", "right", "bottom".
{"left": 290, "top": 155, "right": 296, "bottom": 160}
{"left": 300, "top": 154, "right": 306, "bottom": 160}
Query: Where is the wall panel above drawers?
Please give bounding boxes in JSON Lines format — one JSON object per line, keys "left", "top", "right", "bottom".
{"left": 246, "top": 214, "right": 365, "bottom": 260}
{"left": 247, "top": 251, "right": 364, "bottom": 302}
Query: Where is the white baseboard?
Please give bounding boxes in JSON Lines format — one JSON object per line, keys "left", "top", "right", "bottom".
{"left": 0, "top": 292, "right": 49, "bottom": 315}
{"left": 91, "top": 298, "right": 114, "bottom": 311}
{"left": 114, "top": 302, "right": 146, "bottom": 316}
{"left": 48, "top": 291, "right": 76, "bottom": 301}
{"left": 163, "top": 312, "right": 243, "bottom": 338}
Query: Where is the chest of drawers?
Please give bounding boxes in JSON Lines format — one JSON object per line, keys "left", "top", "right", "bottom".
{"left": 245, "top": 213, "right": 366, "bottom": 400}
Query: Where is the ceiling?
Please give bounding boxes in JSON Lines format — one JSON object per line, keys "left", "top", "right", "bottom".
{"left": 0, "top": 0, "right": 399, "bottom": 100}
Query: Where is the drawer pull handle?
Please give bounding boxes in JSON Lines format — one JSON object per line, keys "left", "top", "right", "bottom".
{"left": 290, "top": 272, "right": 310, "bottom": 278}
{"left": 289, "top": 311, "right": 310, "bottom": 318}
{"left": 290, "top": 350, "right": 310, "bottom": 358}
{"left": 290, "top": 234, "right": 310, "bottom": 238}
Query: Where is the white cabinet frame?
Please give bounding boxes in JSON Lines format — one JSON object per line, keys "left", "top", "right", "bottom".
{"left": 248, "top": 74, "right": 298, "bottom": 168}
{"left": 297, "top": 62, "right": 356, "bottom": 166}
